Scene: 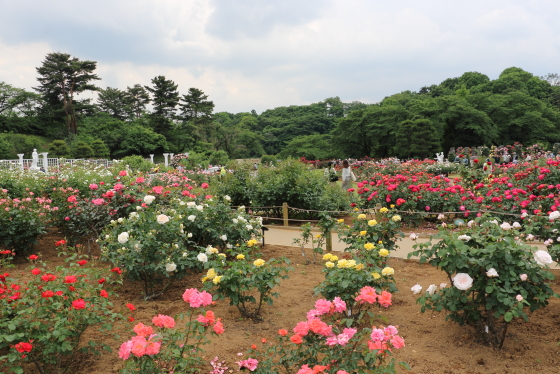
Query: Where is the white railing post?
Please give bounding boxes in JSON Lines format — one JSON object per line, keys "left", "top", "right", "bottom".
{"left": 17, "top": 154, "right": 24, "bottom": 170}
{"left": 41, "top": 153, "right": 48, "bottom": 172}
{"left": 163, "top": 153, "right": 169, "bottom": 167}
{"left": 150, "top": 154, "right": 154, "bottom": 163}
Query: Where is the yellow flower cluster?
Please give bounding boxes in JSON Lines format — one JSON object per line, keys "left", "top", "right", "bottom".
{"left": 364, "top": 243, "right": 375, "bottom": 251}
{"left": 247, "top": 239, "right": 259, "bottom": 247}
{"left": 391, "top": 215, "right": 402, "bottom": 222}
{"left": 236, "top": 254, "right": 245, "bottom": 260}
{"left": 337, "top": 259, "right": 357, "bottom": 268}
{"left": 207, "top": 247, "right": 219, "bottom": 254}
{"left": 378, "top": 248, "right": 389, "bottom": 257}
{"left": 357, "top": 214, "right": 367, "bottom": 220}
{"left": 253, "top": 259, "right": 265, "bottom": 267}
{"left": 381, "top": 267, "right": 395, "bottom": 276}
{"left": 323, "top": 253, "right": 338, "bottom": 261}
{"left": 379, "top": 207, "right": 389, "bottom": 213}
{"left": 368, "top": 219, "right": 377, "bottom": 226}
{"left": 202, "top": 268, "right": 218, "bottom": 282}
{"left": 359, "top": 230, "right": 367, "bottom": 236}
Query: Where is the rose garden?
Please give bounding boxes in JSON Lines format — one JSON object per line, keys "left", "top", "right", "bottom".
{"left": 3, "top": 149, "right": 560, "bottom": 374}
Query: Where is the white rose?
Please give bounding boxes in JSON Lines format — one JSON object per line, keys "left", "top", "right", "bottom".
{"left": 129, "top": 212, "right": 139, "bottom": 220}
{"left": 220, "top": 234, "right": 227, "bottom": 241}
{"left": 226, "top": 244, "right": 233, "bottom": 249}
{"left": 246, "top": 225, "right": 253, "bottom": 230}
{"left": 521, "top": 212, "right": 528, "bottom": 218}
{"left": 500, "top": 222, "right": 512, "bottom": 231}
{"left": 467, "top": 220, "right": 475, "bottom": 228}
{"left": 144, "top": 195, "right": 155, "bottom": 204}
{"left": 156, "top": 214, "right": 170, "bottom": 224}
{"left": 188, "top": 232, "right": 193, "bottom": 238}
{"left": 544, "top": 239, "right": 553, "bottom": 247}
{"left": 439, "top": 283, "right": 447, "bottom": 289}
{"left": 232, "top": 218, "right": 239, "bottom": 224}
{"left": 534, "top": 250, "right": 553, "bottom": 266}
{"left": 117, "top": 218, "right": 124, "bottom": 223}
{"left": 458, "top": 235, "right": 471, "bottom": 241}
{"left": 187, "top": 201, "right": 196, "bottom": 207}
{"left": 453, "top": 273, "right": 473, "bottom": 291}
{"left": 238, "top": 205, "right": 245, "bottom": 211}
{"left": 165, "top": 263, "right": 177, "bottom": 272}
{"left": 196, "top": 205, "right": 204, "bottom": 211}
{"left": 224, "top": 195, "right": 231, "bottom": 201}
{"left": 197, "top": 253, "right": 208, "bottom": 263}
{"left": 486, "top": 268, "right": 499, "bottom": 277}
{"left": 526, "top": 234, "right": 535, "bottom": 241}
{"left": 489, "top": 220, "right": 499, "bottom": 225}
{"left": 410, "top": 284, "right": 422, "bottom": 294}
{"left": 188, "top": 215, "right": 196, "bottom": 222}
{"left": 549, "top": 211, "right": 560, "bottom": 220}
{"left": 437, "top": 214, "right": 445, "bottom": 220}
{"left": 136, "top": 205, "right": 142, "bottom": 211}
{"left": 512, "top": 222, "right": 521, "bottom": 229}
{"left": 117, "top": 232, "right": 129, "bottom": 244}
{"left": 426, "top": 284, "right": 438, "bottom": 295}
{"left": 409, "top": 233, "right": 418, "bottom": 240}
{"left": 182, "top": 252, "right": 188, "bottom": 257}
{"left": 179, "top": 201, "right": 186, "bottom": 206}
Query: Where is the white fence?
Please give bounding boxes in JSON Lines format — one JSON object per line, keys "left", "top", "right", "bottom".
{"left": 0, "top": 158, "right": 116, "bottom": 171}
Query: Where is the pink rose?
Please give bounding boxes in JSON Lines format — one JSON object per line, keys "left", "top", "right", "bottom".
{"left": 520, "top": 274, "right": 527, "bottom": 281}
{"left": 516, "top": 294, "right": 524, "bottom": 302}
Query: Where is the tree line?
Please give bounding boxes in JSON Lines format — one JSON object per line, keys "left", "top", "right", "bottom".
{"left": 1, "top": 52, "right": 560, "bottom": 161}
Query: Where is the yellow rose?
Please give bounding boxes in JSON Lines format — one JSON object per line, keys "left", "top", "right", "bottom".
{"left": 357, "top": 214, "right": 367, "bottom": 220}
{"left": 368, "top": 219, "right": 377, "bottom": 226}
{"left": 218, "top": 253, "right": 226, "bottom": 258}
{"left": 371, "top": 272, "right": 381, "bottom": 280}
{"left": 212, "top": 275, "right": 222, "bottom": 284}
{"left": 323, "top": 253, "right": 333, "bottom": 261}
{"left": 337, "top": 219, "right": 345, "bottom": 223}
{"left": 364, "top": 242, "right": 375, "bottom": 251}
{"left": 354, "top": 207, "right": 359, "bottom": 211}
{"left": 355, "top": 263, "right": 364, "bottom": 271}
{"left": 236, "top": 254, "right": 245, "bottom": 260}
{"left": 379, "top": 207, "right": 388, "bottom": 213}
{"left": 208, "top": 247, "right": 219, "bottom": 254}
{"left": 325, "top": 261, "right": 334, "bottom": 268}
{"left": 201, "top": 276, "right": 209, "bottom": 282}
{"left": 315, "top": 234, "right": 322, "bottom": 238}
{"left": 378, "top": 240, "right": 383, "bottom": 244}
{"left": 347, "top": 260, "right": 356, "bottom": 268}
{"left": 337, "top": 259, "right": 349, "bottom": 268}
{"left": 390, "top": 204, "right": 395, "bottom": 208}
{"left": 360, "top": 230, "right": 367, "bottom": 236}
{"left": 206, "top": 268, "right": 217, "bottom": 279}
{"left": 381, "top": 267, "right": 395, "bottom": 276}
{"left": 330, "top": 255, "right": 339, "bottom": 262}
{"left": 253, "top": 259, "right": 265, "bottom": 267}
{"left": 247, "top": 239, "right": 258, "bottom": 247}
{"left": 378, "top": 248, "right": 389, "bottom": 257}
{"left": 392, "top": 215, "right": 401, "bottom": 222}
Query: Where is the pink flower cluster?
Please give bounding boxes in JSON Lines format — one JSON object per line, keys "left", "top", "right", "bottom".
{"left": 368, "top": 325, "right": 405, "bottom": 354}
{"left": 182, "top": 288, "right": 213, "bottom": 308}
{"left": 119, "top": 322, "right": 162, "bottom": 359}
{"left": 306, "top": 297, "right": 346, "bottom": 319}
{"left": 355, "top": 286, "right": 392, "bottom": 307}
{"left": 236, "top": 357, "right": 258, "bottom": 371}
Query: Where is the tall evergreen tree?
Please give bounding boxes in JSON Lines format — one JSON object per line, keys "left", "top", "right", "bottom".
{"left": 145, "top": 76, "right": 180, "bottom": 138}
{"left": 125, "top": 84, "right": 150, "bottom": 119}
{"left": 35, "top": 52, "right": 100, "bottom": 135}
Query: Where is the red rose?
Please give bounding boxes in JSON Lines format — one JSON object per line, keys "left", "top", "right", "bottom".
{"left": 77, "top": 260, "right": 88, "bottom": 266}
{"left": 100, "top": 290, "right": 108, "bottom": 298}
{"left": 14, "top": 342, "right": 33, "bottom": 353}
{"left": 29, "top": 255, "right": 39, "bottom": 261}
{"left": 72, "top": 299, "right": 86, "bottom": 310}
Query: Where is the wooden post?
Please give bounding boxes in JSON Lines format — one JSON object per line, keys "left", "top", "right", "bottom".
{"left": 283, "top": 203, "right": 289, "bottom": 226}
{"left": 326, "top": 231, "right": 332, "bottom": 252}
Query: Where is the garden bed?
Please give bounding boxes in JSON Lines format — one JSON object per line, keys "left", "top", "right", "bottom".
{"left": 11, "top": 230, "right": 560, "bottom": 374}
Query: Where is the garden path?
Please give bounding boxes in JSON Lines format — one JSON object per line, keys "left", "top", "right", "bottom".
{"left": 263, "top": 226, "right": 560, "bottom": 268}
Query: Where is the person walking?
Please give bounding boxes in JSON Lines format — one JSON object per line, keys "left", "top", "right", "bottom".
{"left": 341, "top": 160, "right": 356, "bottom": 190}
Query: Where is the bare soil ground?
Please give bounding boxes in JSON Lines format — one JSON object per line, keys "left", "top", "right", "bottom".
{"left": 8, "top": 230, "right": 560, "bottom": 374}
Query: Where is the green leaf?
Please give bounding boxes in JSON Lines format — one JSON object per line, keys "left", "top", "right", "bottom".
{"left": 504, "top": 311, "right": 513, "bottom": 322}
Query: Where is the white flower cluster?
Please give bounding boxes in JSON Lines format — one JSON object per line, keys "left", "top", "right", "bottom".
{"left": 410, "top": 283, "right": 447, "bottom": 295}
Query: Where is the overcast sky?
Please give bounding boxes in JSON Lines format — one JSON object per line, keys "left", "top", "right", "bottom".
{"left": 1, "top": 0, "right": 560, "bottom": 113}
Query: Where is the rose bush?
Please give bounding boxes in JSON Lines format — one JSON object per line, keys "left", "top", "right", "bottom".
{"left": 409, "top": 214, "right": 557, "bottom": 347}
{"left": 119, "top": 288, "right": 224, "bottom": 374}
{"left": 0, "top": 250, "right": 124, "bottom": 374}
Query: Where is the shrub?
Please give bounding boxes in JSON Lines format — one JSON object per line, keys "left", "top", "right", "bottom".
{"left": 0, "top": 251, "right": 124, "bottom": 374}
{"left": 240, "top": 288, "right": 407, "bottom": 373}
{"left": 203, "top": 241, "right": 291, "bottom": 319}
{"left": 119, "top": 288, "right": 224, "bottom": 374}
{"left": 409, "top": 215, "right": 557, "bottom": 348}
{"left": 0, "top": 190, "right": 50, "bottom": 256}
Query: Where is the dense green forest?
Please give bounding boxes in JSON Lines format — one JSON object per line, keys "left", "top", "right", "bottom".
{"left": 2, "top": 52, "right": 560, "bottom": 161}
